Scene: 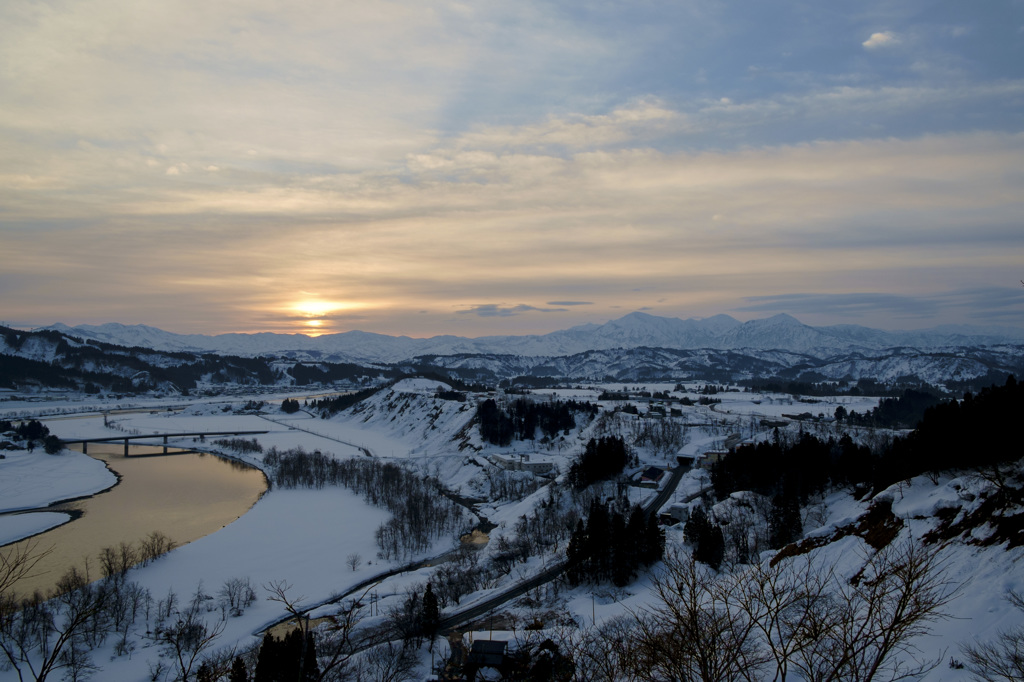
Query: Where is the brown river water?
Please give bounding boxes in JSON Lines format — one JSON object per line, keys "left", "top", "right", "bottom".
{"left": 3, "top": 443, "right": 267, "bottom": 598}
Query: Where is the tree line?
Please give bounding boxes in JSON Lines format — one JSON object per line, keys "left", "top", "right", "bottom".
{"left": 263, "top": 448, "right": 465, "bottom": 560}
{"left": 1, "top": 419, "right": 62, "bottom": 454}
{"left": 567, "top": 500, "right": 664, "bottom": 587}
{"left": 837, "top": 387, "right": 942, "bottom": 428}
{"left": 713, "top": 376, "right": 1023, "bottom": 505}
{"left": 567, "top": 436, "right": 632, "bottom": 489}
{"left": 476, "top": 397, "right": 597, "bottom": 446}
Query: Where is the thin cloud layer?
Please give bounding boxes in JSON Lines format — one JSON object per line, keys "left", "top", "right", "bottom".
{"left": 1, "top": 0, "right": 1022, "bottom": 336}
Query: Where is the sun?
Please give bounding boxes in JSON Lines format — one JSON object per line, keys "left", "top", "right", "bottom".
{"left": 289, "top": 299, "right": 366, "bottom": 336}
{"left": 293, "top": 300, "right": 343, "bottom": 317}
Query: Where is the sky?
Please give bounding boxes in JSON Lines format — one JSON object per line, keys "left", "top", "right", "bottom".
{"left": 2, "top": 0, "right": 1023, "bottom": 339}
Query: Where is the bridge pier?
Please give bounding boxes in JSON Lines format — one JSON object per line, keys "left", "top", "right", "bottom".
{"left": 124, "top": 439, "right": 129, "bottom": 456}
{"left": 163, "top": 435, "right": 169, "bottom": 455}
{"left": 82, "top": 442, "right": 88, "bottom": 455}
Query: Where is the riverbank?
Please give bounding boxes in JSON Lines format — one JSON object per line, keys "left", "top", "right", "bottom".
{"left": 0, "top": 448, "right": 116, "bottom": 517}
{"left": 0, "top": 511, "right": 73, "bottom": 546}
{"left": 0, "top": 406, "right": 458, "bottom": 681}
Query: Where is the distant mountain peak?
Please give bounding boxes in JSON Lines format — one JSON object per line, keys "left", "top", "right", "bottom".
{"left": 35, "top": 310, "right": 1024, "bottom": 364}
{"left": 760, "top": 313, "right": 803, "bottom": 325}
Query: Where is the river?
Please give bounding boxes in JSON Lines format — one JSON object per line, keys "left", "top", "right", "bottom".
{"left": 2, "top": 443, "right": 267, "bottom": 598}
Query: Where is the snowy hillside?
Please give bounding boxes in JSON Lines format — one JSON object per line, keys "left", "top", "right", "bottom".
{"left": 3, "top": 373, "right": 1024, "bottom": 681}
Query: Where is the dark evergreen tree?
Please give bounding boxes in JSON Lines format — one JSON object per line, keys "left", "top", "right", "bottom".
{"left": 584, "top": 500, "right": 611, "bottom": 581}
{"left": 627, "top": 505, "right": 648, "bottom": 568}
{"left": 768, "top": 491, "right": 803, "bottom": 549}
{"left": 299, "top": 631, "right": 319, "bottom": 682}
{"left": 610, "top": 511, "right": 632, "bottom": 587}
{"left": 642, "top": 510, "right": 665, "bottom": 566}
{"left": 567, "top": 436, "right": 629, "bottom": 489}
{"left": 477, "top": 398, "right": 514, "bottom": 446}
{"left": 229, "top": 656, "right": 249, "bottom": 682}
{"left": 566, "top": 519, "right": 587, "bottom": 585}
{"left": 196, "top": 662, "right": 215, "bottom": 682}
{"left": 685, "top": 507, "right": 724, "bottom": 570}
{"left": 705, "top": 525, "right": 725, "bottom": 570}
{"left": 254, "top": 632, "right": 280, "bottom": 682}
{"left": 254, "top": 628, "right": 317, "bottom": 682}
{"left": 422, "top": 582, "right": 440, "bottom": 639}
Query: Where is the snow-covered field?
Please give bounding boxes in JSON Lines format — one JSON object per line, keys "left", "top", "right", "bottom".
{"left": 0, "top": 448, "right": 116, "bottom": 514}
{"left": 2, "top": 380, "right": 1021, "bottom": 681}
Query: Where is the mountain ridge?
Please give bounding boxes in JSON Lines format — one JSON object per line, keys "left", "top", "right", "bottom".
{"left": 42, "top": 313, "right": 1024, "bottom": 364}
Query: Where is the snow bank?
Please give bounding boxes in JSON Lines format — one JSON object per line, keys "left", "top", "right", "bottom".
{"left": 0, "top": 449, "right": 116, "bottom": 513}
{"left": 0, "top": 512, "right": 72, "bottom": 546}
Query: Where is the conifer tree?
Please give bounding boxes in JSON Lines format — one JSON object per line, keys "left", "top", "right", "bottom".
{"left": 611, "top": 511, "right": 632, "bottom": 587}
{"left": 422, "top": 582, "right": 440, "bottom": 639}
{"left": 768, "top": 491, "right": 803, "bottom": 549}
{"left": 642, "top": 511, "right": 665, "bottom": 566}
{"left": 229, "top": 656, "right": 249, "bottom": 682}
{"left": 685, "top": 507, "right": 724, "bottom": 570}
{"left": 197, "top": 662, "right": 215, "bottom": 682}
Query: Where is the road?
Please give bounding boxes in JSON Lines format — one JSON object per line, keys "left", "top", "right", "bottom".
{"left": 436, "top": 466, "right": 707, "bottom": 633}
{"left": 253, "top": 413, "right": 701, "bottom": 635}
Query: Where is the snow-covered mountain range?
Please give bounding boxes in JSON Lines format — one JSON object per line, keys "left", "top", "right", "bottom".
{"left": 43, "top": 312, "right": 1024, "bottom": 364}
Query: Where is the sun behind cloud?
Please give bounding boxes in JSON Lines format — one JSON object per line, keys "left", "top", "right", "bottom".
{"left": 293, "top": 300, "right": 344, "bottom": 317}
{"left": 289, "top": 299, "right": 366, "bottom": 336}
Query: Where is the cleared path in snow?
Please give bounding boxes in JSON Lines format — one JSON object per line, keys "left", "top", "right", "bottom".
{"left": 436, "top": 466, "right": 704, "bottom": 634}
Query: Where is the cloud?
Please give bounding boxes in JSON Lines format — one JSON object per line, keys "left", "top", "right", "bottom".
{"left": 1, "top": 1, "right": 1021, "bottom": 336}
{"left": 863, "top": 31, "right": 900, "bottom": 49}
{"left": 457, "top": 304, "right": 569, "bottom": 317}
{"left": 448, "top": 99, "right": 680, "bottom": 153}
{"left": 736, "top": 292, "right": 941, "bottom": 319}
{"left": 735, "top": 288, "right": 1024, "bottom": 324}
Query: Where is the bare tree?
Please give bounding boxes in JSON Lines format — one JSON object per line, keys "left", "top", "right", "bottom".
{"left": 346, "top": 554, "right": 362, "bottom": 572}
{"left": 218, "top": 577, "right": 256, "bottom": 618}
{"left": 0, "top": 566, "right": 111, "bottom": 682}
{"left": 154, "top": 588, "right": 226, "bottom": 682}
{"left": 626, "top": 541, "right": 957, "bottom": 682}
{"left": 312, "top": 597, "right": 368, "bottom": 682}
{"left": 560, "top": 616, "right": 639, "bottom": 682}
{"left": 0, "top": 541, "right": 52, "bottom": 598}
{"left": 352, "top": 640, "right": 417, "bottom": 682}
{"left": 138, "top": 531, "right": 176, "bottom": 566}
{"left": 629, "top": 549, "right": 766, "bottom": 681}
{"left": 264, "top": 580, "right": 306, "bottom": 627}
{"left": 962, "top": 590, "right": 1024, "bottom": 682}
{"left": 262, "top": 579, "right": 372, "bottom": 681}
{"left": 98, "top": 541, "right": 137, "bottom": 584}
{"left": 789, "top": 540, "right": 959, "bottom": 682}
{"left": 735, "top": 556, "right": 836, "bottom": 682}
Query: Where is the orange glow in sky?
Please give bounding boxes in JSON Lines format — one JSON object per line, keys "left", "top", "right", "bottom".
{"left": 2, "top": 1, "right": 1022, "bottom": 337}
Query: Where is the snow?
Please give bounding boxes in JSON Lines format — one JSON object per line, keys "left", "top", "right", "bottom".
{"left": 0, "top": 448, "right": 116, "bottom": 513}
{"left": 3, "top": 381, "right": 1024, "bottom": 681}
{"left": 0, "top": 404, "right": 467, "bottom": 680}
{"left": 0, "top": 512, "right": 72, "bottom": 545}
{"left": 45, "top": 312, "right": 1024, "bottom": 364}
{"left": 121, "top": 486, "right": 396, "bottom": 649}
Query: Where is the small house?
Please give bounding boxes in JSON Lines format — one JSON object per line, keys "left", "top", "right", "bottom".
{"left": 490, "top": 453, "right": 555, "bottom": 476}
{"left": 640, "top": 466, "right": 666, "bottom": 485}
{"left": 659, "top": 502, "right": 690, "bottom": 526}
{"left": 465, "top": 640, "right": 508, "bottom": 680}
{"left": 702, "top": 450, "right": 729, "bottom": 467}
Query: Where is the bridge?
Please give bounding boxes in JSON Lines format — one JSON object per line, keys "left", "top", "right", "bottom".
{"left": 62, "top": 430, "right": 269, "bottom": 456}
